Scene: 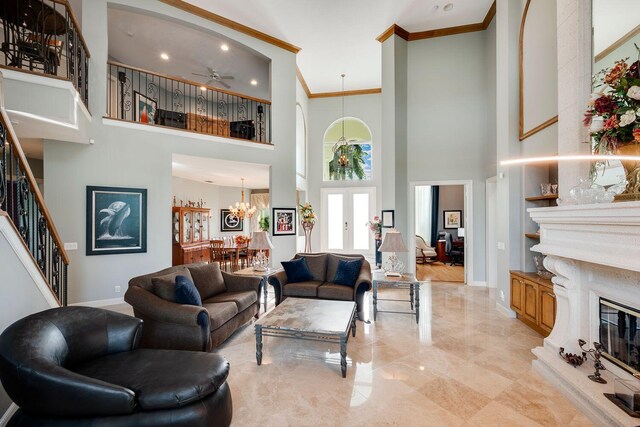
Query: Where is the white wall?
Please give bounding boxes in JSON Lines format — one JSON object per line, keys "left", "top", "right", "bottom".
{"left": 42, "top": 0, "right": 297, "bottom": 304}
{"left": 406, "top": 28, "right": 496, "bottom": 283}
{"left": 307, "top": 93, "right": 382, "bottom": 252}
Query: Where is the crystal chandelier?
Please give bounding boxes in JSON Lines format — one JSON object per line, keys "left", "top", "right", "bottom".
{"left": 332, "top": 74, "right": 353, "bottom": 176}
{"left": 228, "top": 178, "right": 256, "bottom": 220}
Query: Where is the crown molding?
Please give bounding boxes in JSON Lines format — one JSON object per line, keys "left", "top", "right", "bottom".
{"left": 377, "top": 1, "right": 496, "bottom": 42}
{"left": 594, "top": 24, "right": 640, "bottom": 63}
{"left": 158, "top": 0, "right": 301, "bottom": 53}
{"left": 296, "top": 66, "right": 311, "bottom": 97}
{"left": 309, "top": 88, "right": 382, "bottom": 99}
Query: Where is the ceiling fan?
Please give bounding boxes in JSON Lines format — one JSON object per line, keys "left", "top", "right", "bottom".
{"left": 192, "top": 67, "right": 234, "bottom": 89}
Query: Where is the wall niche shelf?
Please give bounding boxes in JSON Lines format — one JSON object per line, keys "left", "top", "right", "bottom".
{"left": 525, "top": 194, "right": 558, "bottom": 202}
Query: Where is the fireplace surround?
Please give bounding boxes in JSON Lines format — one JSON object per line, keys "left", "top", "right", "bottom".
{"left": 529, "top": 201, "right": 640, "bottom": 427}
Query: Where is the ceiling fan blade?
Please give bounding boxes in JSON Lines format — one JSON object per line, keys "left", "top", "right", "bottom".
{"left": 192, "top": 72, "right": 210, "bottom": 78}
{"left": 218, "top": 80, "right": 231, "bottom": 89}
{"left": 207, "top": 67, "right": 216, "bottom": 75}
{"left": 205, "top": 79, "right": 216, "bottom": 86}
{"left": 221, "top": 76, "right": 234, "bottom": 80}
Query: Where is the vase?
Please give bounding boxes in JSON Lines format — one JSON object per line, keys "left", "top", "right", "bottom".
{"left": 302, "top": 222, "right": 314, "bottom": 253}
{"left": 614, "top": 144, "right": 640, "bottom": 202}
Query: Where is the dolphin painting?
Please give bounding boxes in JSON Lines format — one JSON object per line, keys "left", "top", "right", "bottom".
{"left": 98, "top": 201, "right": 132, "bottom": 240}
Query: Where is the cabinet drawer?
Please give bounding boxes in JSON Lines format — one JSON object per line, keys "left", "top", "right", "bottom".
{"left": 539, "top": 286, "right": 556, "bottom": 333}
{"left": 510, "top": 276, "right": 524, "bottom": 314}
{"left": 522, "top": 280, "right": 538, "bottom": 324}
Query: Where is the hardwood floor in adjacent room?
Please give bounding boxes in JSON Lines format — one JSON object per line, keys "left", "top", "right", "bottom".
{"left": 416, "top": 262, "right": 464, "bottom": 282}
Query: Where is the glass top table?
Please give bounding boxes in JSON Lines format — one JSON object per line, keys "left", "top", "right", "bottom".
{"left": 254, "top": 298, "right": 357, "bottom": 377}
{"left": 372, "top": 272, "right": 420, "bottom": 323}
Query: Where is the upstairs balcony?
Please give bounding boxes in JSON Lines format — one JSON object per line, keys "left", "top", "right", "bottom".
{"left": 0, "top": 0, "right": 91, "bottom": 144}
{"left": 106, "top": 62, "right": 272, "bottom": 145}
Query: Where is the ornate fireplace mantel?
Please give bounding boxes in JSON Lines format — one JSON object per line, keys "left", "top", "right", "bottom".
{"left": 529, "top": 201, "right": 640, "bottom": 427}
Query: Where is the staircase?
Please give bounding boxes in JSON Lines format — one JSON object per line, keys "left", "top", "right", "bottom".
{"left": 0, "top": 73, "right": 68, "bottom": 306}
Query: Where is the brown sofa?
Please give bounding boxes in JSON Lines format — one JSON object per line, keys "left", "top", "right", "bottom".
{"left": 268, "top": 253, "right": 372, "bottom": 319}
{"left": 125, "top": 262, "right": 261, "bottom": 351}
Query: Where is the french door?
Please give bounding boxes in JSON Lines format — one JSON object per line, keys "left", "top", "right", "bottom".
{"left": 321, "top": 187, "right": 376, "bottom": 255}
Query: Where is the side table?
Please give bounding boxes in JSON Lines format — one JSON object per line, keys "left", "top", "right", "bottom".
{"left": 372, "top": 272, "right": 420, "bottom": 324}
{"left": 233, "top": 267, "right": 282, "bottom": 313}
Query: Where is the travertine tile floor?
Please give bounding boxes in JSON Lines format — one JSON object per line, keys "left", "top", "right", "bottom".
{"left": 107, "top": 283, "right": 593, "bottom": 426}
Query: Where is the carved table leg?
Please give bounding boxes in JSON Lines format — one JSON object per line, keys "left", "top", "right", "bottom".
{"left": 340, "top": 335, "right": 347, "bottom": 378}
{"left": 262, "top": 275, "right": 268, "bottom": 313}
{"left": 409, "top": 283, "right": 414, "bottom": 310}
{"left": 351, "top": 312, "right": 356, "bottom": 338}
{"left": 373, "top": 282, "right": 378, "bottom": 321}
{"left": 255, "top": 325, "right": 263, "bottom": 365}
{"left": 415, "top": 282, "right": 420, "bottom": 324}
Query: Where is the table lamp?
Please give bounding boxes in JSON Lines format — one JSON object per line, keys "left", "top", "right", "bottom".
{"left": 248, "top": 231, "right": 273, "bottom": 272}
{"left": 378, "top": 229, "right": 408, "bottom": 277}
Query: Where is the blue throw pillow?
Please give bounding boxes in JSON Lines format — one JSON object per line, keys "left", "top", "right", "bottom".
{"left": 333, "top": 259, "right": 363, "bottom": 287}
{"left": 175, "top": 275, "right": 202, "bottom": 306}
{"left": 281, "top": 257, "right": 314, "bottom": 283}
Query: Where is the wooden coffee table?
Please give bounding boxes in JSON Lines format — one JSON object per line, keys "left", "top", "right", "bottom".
{"left": 254, "top": 298, "right": 357, "bottom": 378}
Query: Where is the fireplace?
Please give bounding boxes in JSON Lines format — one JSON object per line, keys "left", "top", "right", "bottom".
{"left": 600, "top": 298, "right": 640, "bottom": 379}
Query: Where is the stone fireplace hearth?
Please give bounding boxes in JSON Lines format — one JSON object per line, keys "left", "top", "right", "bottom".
{"left": 529, "top": 201, "right": 640, "bottom": 427}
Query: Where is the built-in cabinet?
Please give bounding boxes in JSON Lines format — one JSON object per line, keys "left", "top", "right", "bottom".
{"left": 172, "top": 206, "right": 211, "bottom": 266}
{"left": 510, "top": 270, "right": 556, "bottom": 336}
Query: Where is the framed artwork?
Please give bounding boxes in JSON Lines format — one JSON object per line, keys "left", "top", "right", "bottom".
{"left": 86, "top": 186, "right": 147, "bottom": 256}
{"left": 272, "top": 208, "right": 296, "bottom": 236}
{"left": 133, "top": 91, "right": 157, "bottom": 124}
{"left": 381, "top": 210, "right": 395, "bottom": 228}
{"left": 220, "top": 209, "right": 243, "bottom": 232}
{"left": 443, "top": 210, "right": 462, "bottom": 229}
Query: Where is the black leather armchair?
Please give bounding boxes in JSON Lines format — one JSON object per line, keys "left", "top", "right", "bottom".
{"left": 444, "top": 232, "right": 464, "bottom": 266}
{"left": 0, "top": 307, "right": 232, "bottom": 426}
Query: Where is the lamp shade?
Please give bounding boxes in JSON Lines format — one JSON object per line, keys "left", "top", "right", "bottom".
{"left": 378, "top": 230, "right": 408, "bottom": 253}
{"left": 248, "top": 231, "right": 274, "bottom": 250}
{"left": 457, "top": 228, "right": 465, "bottom": 238}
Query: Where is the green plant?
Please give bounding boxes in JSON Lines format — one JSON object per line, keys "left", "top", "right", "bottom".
{"left": 329, "top": 144, "right": 366, "bottom": 180}
{"left": 258, "top": 215, "right": 270, "bottom": 232}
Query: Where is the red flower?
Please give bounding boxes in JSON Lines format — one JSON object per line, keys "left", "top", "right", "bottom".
{"left": 583, "top": 111, "right": 593, "bottom": 128}
{"left": 605, "top": 61, "right": 628, "bottom": 86}
{"left": 594, "top": 96, "right": 615, "bottom": 114}
{"left": 604, "top": 116, "right": 619, "bottom": 130}
{"left": 633, "top": 128, "right": 640, "bottom": 144}
{"left": 628, "top": 61, "right": 639, "bottom": 79}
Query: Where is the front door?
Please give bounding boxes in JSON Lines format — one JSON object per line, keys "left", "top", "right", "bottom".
{"left": 321, "top": 187, "right": 376, "bottom": 256}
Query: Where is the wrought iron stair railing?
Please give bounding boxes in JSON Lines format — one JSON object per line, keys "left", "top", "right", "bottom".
{"left": 0, "top": 85, "right": 68, "bottom": 305}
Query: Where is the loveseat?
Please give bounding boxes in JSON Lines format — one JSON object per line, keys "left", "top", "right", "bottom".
{"left": 0, "top": 307, "right": 232, "bottom": 426}
{"left": 125, "top": 262, "right": 261, "bottom": 351}
{"left": 268, "top": 253, "right": 372, "bottom": 319}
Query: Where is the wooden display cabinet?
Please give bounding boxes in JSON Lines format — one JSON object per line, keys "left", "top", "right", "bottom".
{"left": 509, "top": 270, "right": 556, "bottom": 337}
{"left": 172, "top": 206, "right": 211, "bottom": 266}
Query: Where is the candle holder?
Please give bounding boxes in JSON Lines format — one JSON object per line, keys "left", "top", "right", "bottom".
{"left": 578, "top": 339, "right": 607, "bottom": 384}
{"left": 559, "top": 347, "right": 587, "bottom": 368}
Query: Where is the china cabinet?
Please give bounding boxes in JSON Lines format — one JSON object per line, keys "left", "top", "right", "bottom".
{"left": 172, "top": 206, "right": 211, "bottom": 266}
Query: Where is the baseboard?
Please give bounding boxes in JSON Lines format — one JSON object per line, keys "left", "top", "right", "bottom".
{"left": 468, "top": 280, "right": 486, "bottom": 287}
{"left": 0, "top": 403, "right": 18, "bottom": 426}
{"left": 70, "top": 297, "right": 124, "bottom": 307}
{"left": 495, "top": 302, "right": 517, "bottom": 318}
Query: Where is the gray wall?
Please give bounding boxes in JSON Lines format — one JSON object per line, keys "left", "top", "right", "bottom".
{"left": 406, "top": 28, "right": 496, "bottom": 283}
{"left": 43, "top": 0, "right": 297, "bottom": 304}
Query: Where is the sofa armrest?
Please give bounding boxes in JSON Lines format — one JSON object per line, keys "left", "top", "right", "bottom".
{"left": 268, "top": 271, "right": 288, "bottom": 305}
{"left": 353, "top": 260, "right": 372, "bottom": 298}
{"left": 124, "top": 286, "right": 208, "bottom": 327}
{"left": 104, "top": 310, "right": 144, "bottom": 352}
{"left": 222, "top": 271, "right": 262, "bottom": 293}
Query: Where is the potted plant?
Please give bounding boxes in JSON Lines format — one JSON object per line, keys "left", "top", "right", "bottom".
{"left": 298, "top": 203, "right": 316, "bottom": 253}
{"left": 258, "top": 214, "right": 270, "bottom": 232}
{"left": 585, "top": 49, "right": 640, "bottom": 201}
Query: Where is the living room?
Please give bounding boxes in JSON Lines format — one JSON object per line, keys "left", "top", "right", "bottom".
{"left": 0, "top": 0, "right": 639, "bottom": 425}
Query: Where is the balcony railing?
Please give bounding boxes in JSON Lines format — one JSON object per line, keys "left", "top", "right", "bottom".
{"left": 0, "top": 0, "right": 90, "bottom": 108}
{"left": 107, "top": 61, "right": 271, "bottom": 144}
{"left": 0, "top": 80, "right": 69, "bottom": 305}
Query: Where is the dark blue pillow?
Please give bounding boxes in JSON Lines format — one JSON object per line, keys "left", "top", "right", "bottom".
{"left": 175, "top": 275, "right": 202, "bottom": 306}
{"left": 281, "top": 257, "right": 314, "bottom": 283}
{"left": 333, "top": 259, "right": 363, "bottom": 287}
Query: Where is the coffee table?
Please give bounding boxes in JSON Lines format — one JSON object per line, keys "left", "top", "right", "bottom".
{"left": 254, "top": 298, "right": 357, "bottom": 378}
{"left": 234, "top": 267, "right": 282, "bottom": 313}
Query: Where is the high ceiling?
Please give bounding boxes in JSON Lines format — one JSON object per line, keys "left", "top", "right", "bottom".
{"left": 592, "top": 0, "right": 640, "bottom": 57}
{"left": 172, "top": 154, "right": 270, "bottom": 189}
{"left": 184, "top": 0, "right": 494, "bottom": 93}
{"left": 108, "top": 6, "right": 271, "bottom": 100}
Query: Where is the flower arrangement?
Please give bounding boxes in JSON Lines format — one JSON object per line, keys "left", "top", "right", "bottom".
{"left": 584, "top": 50, "right": 640, "bottom": 153}
{"left": 235, "top": 235, "right": 250, "bottom": 246}
{"left": 367, "top": 216, "right": 382, "bottom": 237}
{"left": 298, "top": 203, "right": 316, "bottom": 224}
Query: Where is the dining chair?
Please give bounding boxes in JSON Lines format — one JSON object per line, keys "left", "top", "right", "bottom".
{"left": 210, "top": 239, "right": 231, "bottom": 271}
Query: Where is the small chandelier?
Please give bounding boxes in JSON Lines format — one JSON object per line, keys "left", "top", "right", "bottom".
{"left": 228, "top": 178, "right": 256, "bottom": 220}
{"left": 332, "top": 74, "right": 354, "bottom": 177}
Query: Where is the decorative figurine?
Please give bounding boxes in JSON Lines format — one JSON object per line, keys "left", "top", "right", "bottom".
{"left": 559, "top": 347, "right": 587, "bottom": 367}
{"left": 579, "top": 339, "right": 607, "bottom": 384}
{"left": 173, "top": 196, "right": 176, "bottom": 207}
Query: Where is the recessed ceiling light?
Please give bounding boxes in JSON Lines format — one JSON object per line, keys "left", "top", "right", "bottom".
{"left": 250, "top": 79, "right": 258, "bottom": 86}
{"left": 443, "top": 3, "right": 454, "bottom": 11}
{"left": 160, "top": 52, "right": 169, "bottom": 60}
{"left": 126, "top": 31, "right": 134, "bottom": 37}
{"left": 221, "top": 44, "right": 229, "bottom": 51}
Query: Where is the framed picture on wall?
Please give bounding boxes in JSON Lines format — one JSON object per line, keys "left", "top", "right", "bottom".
{"left": 272, "top": 208, "right": 296, "bottom": 236}
{"left": 86, "top": 186, "right": 147, "bottom": 256}
{"left": 133, "top": 91, "right": 157, "bottom": 124}
{"left": 381, "top": 210, "right": 394, "bottom": 228}
{"left": 220, "top": 209, "right": 243, "bottom": 232}
{"left": 443, "top": 210, "right": 462, "bottom": 229}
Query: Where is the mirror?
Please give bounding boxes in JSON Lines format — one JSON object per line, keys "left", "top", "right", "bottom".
{"left": 591, "top": 0, "right": 640, "bottom": 186}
